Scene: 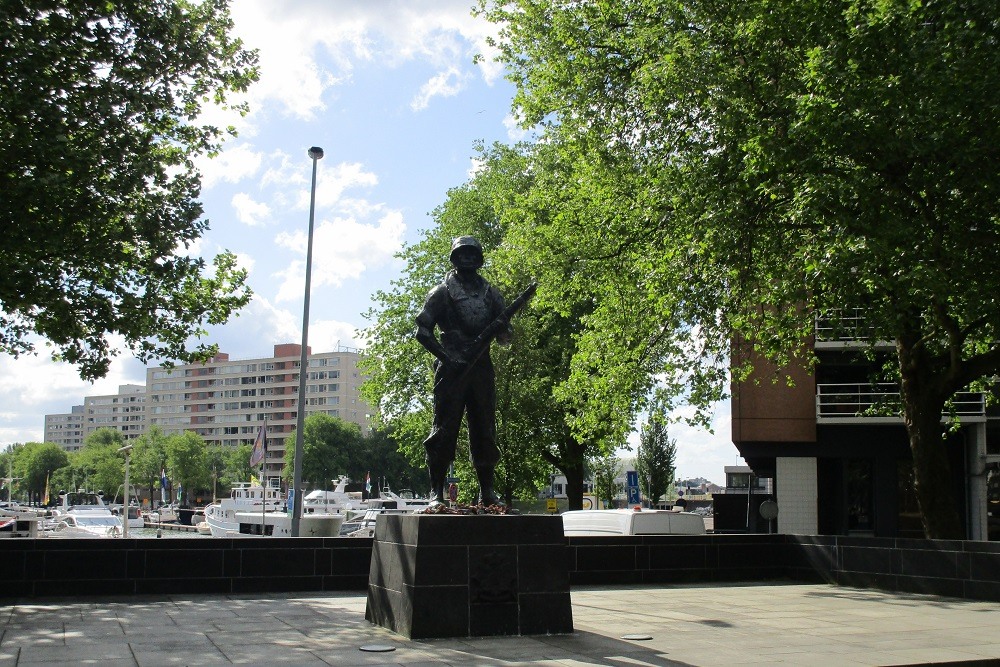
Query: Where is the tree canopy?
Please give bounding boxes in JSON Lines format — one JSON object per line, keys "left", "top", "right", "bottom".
{"left": 478, "top": 0, "right": 1000, "bottom": 537}
{"left": 360, "top": 142, "right": 639, "bottom": 509}
{"left": 1, "top": 0, "right": 258, "bottom": 379}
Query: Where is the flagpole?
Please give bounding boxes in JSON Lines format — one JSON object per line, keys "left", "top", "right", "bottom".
{"left": 292, "top": 146, "right": 323, "bottom": 538}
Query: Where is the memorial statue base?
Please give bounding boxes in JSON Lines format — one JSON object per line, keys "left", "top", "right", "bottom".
{"left": 365, "top": 513, "right": 573, "bottom": 639}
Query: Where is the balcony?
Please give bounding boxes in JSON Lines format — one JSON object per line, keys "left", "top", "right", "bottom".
{"left": 817, "top": 383, "right": 985, "bottom": 423}
{"left": 815, "top": 309, "right": 893, "bottom": 349}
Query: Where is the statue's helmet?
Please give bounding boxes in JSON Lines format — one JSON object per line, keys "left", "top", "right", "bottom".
{"left": 449, "top": 236, "right": 484, "bottom": 268}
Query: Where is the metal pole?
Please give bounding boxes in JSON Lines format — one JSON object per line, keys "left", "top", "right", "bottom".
{"left": 291, "top": 146, "right": 323, "bottom": 537}
{"left": 118, "top": 445, "right": 133, "bottom": 539}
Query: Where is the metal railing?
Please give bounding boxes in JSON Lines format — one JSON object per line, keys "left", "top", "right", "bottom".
{"left": 816, "top": 383, "right": 985, "bottom": 420}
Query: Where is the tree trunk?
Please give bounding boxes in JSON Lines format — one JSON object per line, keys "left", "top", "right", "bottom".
{"left": 898, "top": 341, "right": 964, "bottom": 540}
{"left": 563, "top": 463, "right": 586, "bottom": 511}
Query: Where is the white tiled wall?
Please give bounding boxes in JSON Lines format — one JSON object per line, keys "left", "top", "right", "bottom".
{"left": 776, "top": 457, "right": 818, "bottom": 534}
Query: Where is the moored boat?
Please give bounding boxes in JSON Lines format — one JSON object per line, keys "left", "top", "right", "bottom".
{"left": 47, "top": 490, "right": 124, "bottom": 538}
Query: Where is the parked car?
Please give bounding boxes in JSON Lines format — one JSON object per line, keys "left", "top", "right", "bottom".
{"left": 561, "top": 508, "right": 706, "bottom": 536}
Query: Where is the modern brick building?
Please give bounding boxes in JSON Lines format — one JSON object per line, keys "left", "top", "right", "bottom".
{"left": 732, "top": 312, "right": 1000, "bottom": 541}
{"left": 43, "top": 344, "right": 372, "bottom": 482}
{"left": 145, "top": 343, "right": 370, "bottom": 481}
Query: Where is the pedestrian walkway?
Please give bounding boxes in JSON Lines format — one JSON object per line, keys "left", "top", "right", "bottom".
{"left": 2, "top": 582, "right": 999, "bottom": 666}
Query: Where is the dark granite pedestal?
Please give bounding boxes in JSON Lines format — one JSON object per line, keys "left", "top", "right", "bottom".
{"left": 365, "top": 513, "right": 573, "bottom": 639}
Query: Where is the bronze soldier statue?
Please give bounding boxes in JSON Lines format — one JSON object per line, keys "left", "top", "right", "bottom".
{"left": 415, "top": 236, "right": 512, "bottom": 506}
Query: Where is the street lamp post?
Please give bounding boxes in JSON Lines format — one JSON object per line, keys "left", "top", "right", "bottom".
{"left": 291, "top": 146, "right": 323, "bottom": 538}
{"left": 118, "top": 444, "right": 133, "bottom": 539}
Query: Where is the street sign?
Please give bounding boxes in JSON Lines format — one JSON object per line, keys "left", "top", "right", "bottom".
{"left": 546, "top": 498, "right": 557, "bottom": 513}
{"left": 627, "top": 485, "right": 641, "bottom": 505}
{"left": 626, "top": 470, "right": 638, "bottom": 487}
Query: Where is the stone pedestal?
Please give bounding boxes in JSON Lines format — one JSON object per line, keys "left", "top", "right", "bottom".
{"left": 365, "top": 514, "right": 573, "bottom": 639}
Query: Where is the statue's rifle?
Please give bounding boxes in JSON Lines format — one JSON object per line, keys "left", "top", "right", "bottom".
{"left": 450, "top": 282, "right": 538, "bottom": 378}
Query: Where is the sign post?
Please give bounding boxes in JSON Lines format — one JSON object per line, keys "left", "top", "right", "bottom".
{"left": 626, "top": 470, "right": 640, "bottom": 506}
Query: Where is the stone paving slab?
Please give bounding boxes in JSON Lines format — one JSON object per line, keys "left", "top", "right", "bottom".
{"left": 2, "top": 583, "right": 1000, "bottom": 666}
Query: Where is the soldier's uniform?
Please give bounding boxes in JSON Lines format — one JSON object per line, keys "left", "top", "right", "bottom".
{"left": 415, "top": 237, "right": 511, "bottom": 505}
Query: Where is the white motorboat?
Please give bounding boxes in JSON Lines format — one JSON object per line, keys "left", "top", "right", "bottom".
{"left": 111, "top": 504, "right": 145, "bottom": 529}
{"left": 203, "top": 482, "right": 284, "bottom": 537}
{"left": 302, "top": 477, "right": 433, "bottom": 516}
{"left": 144, "top": 504, "right": 179, "bottom": 524}
{"left": 47, "top": 490, "right": 124, "bottom": 538}
{"left": 203, "top": 481, "right": 345, "bottom": 537}
{"left": 302, "top": 476, "right": 368, "bottom": 515}
{"left": 228, "top": 509, "right": 344, "bottom": 537}
{"left": 342, "top": 507, "right": 418, "bottom": 538}
{"left": 0, "top": 506, "right": 42, "bottom": 538}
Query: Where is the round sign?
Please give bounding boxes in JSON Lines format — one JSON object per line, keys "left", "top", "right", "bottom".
{"left": 759, "top": 500, "right": 779, "bottom": 520}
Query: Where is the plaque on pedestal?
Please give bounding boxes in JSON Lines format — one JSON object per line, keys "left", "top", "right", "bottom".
{"left": 365, "top": 514, "right": 573, "bottom": 639}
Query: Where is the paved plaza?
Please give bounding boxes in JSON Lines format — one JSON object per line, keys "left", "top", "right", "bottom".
{"left": 2, "top": 582, "right": 1000, "bottom": 666}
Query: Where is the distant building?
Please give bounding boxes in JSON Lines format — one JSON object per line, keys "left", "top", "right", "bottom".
{"left": 145, "top": 343, "right": 370, "bottom": 481}
{"left": 43, "top": 405, "right": 85, "bottom": 451}
{"left": 83, "top": 384, "right": 147, "bottom": 442}
{"left": 42, "top": 344, "right": 373, "bottom": 481}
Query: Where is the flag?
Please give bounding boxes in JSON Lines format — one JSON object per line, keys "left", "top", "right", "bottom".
{"left": 160, "top": 468, "right": 168, "bottom": 504}
{"left": 365, "top": 472, "right": 372, "bottom": 495}
{"left": 43, "top": 472, "right": 50, "bottom": 506}
{"left": 249, "top": 424, "right": 267, "bottom": 467}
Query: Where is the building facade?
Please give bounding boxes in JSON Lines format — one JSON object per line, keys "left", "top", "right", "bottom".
{"left": 83, "top": 384, "right": 147, "bottom": 442}
{"left": 43, "top": 405, "right": 85, "bottom": 451}
{"left": 145, "top": 344, "right": 370, "bottom": 480}
{"left": 732, "top": 312, "right": 1000, "bottom": 540}
{"left": 42, "top": 344, "right": 372, "bottom": 482}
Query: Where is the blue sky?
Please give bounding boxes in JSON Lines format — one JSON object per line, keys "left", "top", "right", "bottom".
{"left": 1, "top": 1, "right": 741, "bottom": 484}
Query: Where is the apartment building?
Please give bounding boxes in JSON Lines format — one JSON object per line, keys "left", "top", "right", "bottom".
{"left": 145, "top": 343, "right": 370, "bottom": 480}
{"left": 83, "top": 384, "right": 147, "bottom": 441}
{"left": 732, "top": 311, "right": 1000, "bottom": 541}
{"left": 43, "top": 405, "right": 85, "bottom": 451}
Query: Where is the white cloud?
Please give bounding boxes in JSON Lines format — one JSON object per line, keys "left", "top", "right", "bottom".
{"left": 273, "top": 210, "right": 405, "bottom": 303}
{"left": 230, "top": 1, "right": 503, "bottom": 121}
{"left": 411, "top": 67, "right": 468, "bottom": 111}
{"left": 309, "top": 319, "right": 364, "bottom": 352}
{"left": 197, "top": 143, "right": 263, "bottom": 189}
{"left": 233, "top": 252, "right": 256, "bottom": 276}
{"left": 0, "top": 344, "right": 147, "bottom": 447}
{"left": 232, "top": 192, "right": 272, "bottom": 227}
{"left": 305, "top": 162, "right": 379, "bottom": 211}
{"left": 622, "top": 400, "right": 737, "bottom": 485}
{"left": 503, "top": 111, "right": 530, "bottom": 142}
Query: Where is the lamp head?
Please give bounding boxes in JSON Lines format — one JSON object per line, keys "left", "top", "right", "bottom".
{"left": 308, "top": 146, "right": 324, "bottom": 160}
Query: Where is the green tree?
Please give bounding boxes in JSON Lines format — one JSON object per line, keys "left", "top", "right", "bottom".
{"left": 70, "top": 428, "right": 126, "bottom": 497}
{"left": 359, "top": 429, "right": 425, "bottom": 495}
{"left": 223, "top": 444, "right": 254, "bottom": 490}
{"left": 283, "top": 414, "right": 363, "bottom": 491}
{"left": 0, "top": 444, "right": 20, "bottom": 502}
{"left": 132, "top": 427, "right": 170, "bottom": 505}
{"left": 482, "top": 0, "right": 1000, "bottom": 538}
{"left": 589, "top": 454, "right": 623, "bottom": 510}
{"left": 165, "top": 431, "right": 210, "bottom": 504}
{"left": 14, "top": 442, "right": 69, "bottom": 504}
{"left": 361, "top": 142, "right": 624, "bottom": 509}
{"left": 0, "top": 1, "right": 258, "bottom": 380}
{"left": 635, "top": 404, "right": 677, "bottom": 508}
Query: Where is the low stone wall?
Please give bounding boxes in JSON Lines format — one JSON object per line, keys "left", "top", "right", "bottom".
{"left": 3, "top": 533, "right": 1000, "bottom": 601}
{"left": 0, "top": 536, "right": 372, "bottom": 597}
{"left": 793, "top": 534, "right": 1000, "bottom": 601}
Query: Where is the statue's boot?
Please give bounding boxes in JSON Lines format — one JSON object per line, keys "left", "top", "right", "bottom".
{"left": 476, "top": 466, "right": 502, "bottom": 507}
{"left": 428, "top": 465, "right": 448, "bottom": 506}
